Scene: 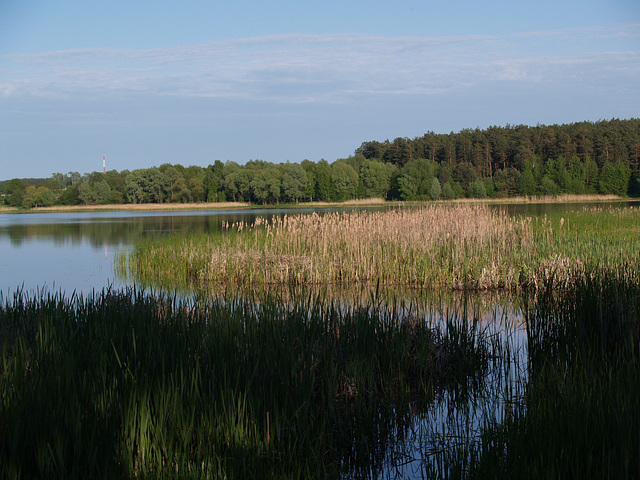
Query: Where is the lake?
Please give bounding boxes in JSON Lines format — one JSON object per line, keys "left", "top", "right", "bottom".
{"left": 0, "top": 208, "right": 347, "bottom": 296}
{"left": 1, "top": 201, "right": 636, "bottom": 478}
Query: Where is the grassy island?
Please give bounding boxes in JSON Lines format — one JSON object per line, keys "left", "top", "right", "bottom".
{"left": 118, "top": 203, "right": 640, "bottom": 291}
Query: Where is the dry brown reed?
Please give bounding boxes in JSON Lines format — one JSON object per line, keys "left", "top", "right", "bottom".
{"left": 125, "top": 202, "right": 640, "bottom": 291}
{"left": 301, "top": 197, "right": 388, "bottom": 207}
{"left": 134, "top": 205, "right": 538, "bottom": 290}
{"left": 444, "top": 194, "right": 623, "bottom": 205}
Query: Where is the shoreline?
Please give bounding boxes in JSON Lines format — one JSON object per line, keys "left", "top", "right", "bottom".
{"left": 0, "top": 194, "right": 634, "bottom": 214}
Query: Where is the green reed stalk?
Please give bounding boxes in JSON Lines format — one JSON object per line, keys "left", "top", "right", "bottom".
{"left": 0, "top": 287, "right": 497, "bottom": 479}
{"left": 459, "top": 266, "right": 640, "bottom": 479}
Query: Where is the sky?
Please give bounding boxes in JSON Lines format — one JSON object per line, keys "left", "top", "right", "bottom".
{"left": 1, "top": 0, "right": 639, "bottom": 180}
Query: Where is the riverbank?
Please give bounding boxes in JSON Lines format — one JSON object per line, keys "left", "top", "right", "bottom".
{"left": 0, "top": 201, "right": 250, "bottom": 214}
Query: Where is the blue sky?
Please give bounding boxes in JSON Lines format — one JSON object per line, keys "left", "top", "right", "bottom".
{"left": 1, "top": 0, "right": 639, "bottom": 180}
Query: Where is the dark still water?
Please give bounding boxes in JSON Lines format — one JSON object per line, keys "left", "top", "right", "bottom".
{"left": 0, "top": 209, "right": 280, "bottom": 296}
{"left": 0, "top": 207, "right": 377, "bottom": 297}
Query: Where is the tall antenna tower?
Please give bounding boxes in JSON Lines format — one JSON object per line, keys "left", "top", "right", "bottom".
{"left": 103, "top": 154, "right": 106, "bottom": 174}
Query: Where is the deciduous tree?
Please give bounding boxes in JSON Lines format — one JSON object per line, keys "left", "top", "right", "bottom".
{"left": 4, "top": 179, "right": 25, "bottom": 207}
{"left": 330, "top": 161, "right": 358, "bottom": 201}
{"left": 281, "top": 163, "right": 307, "bottom": 203}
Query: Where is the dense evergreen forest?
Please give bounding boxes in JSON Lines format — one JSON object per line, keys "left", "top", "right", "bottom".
{"left": 2, "top": 119, "right": 639, "bottom": 208}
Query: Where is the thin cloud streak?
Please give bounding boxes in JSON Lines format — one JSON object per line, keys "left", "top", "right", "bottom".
{"left": 1, "top": 27, "right": 638, "bottom": 104}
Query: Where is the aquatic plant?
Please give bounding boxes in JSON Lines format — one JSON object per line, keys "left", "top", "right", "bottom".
{"left": 118, "top": 204, "right": 640, "bottom": 293}
{"left": 0, "top": 287, "right": 499, "bottom": 479}
{"left": 451, "top": 266, "right": 640, "bottom": 479}
{"left": 118, "top": 205, "right": 538, "bottom": 290}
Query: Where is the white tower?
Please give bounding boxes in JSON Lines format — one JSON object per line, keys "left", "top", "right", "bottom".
{"left": 103, "top": 154, "right": 106, "bottom": 174}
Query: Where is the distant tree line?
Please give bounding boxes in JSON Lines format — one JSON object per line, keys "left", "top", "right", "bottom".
{"left": 1, "top": 119, "right": 639, "bottom": 208}
{"left": 356, "top": 118, "right": 640, "bottom": 199}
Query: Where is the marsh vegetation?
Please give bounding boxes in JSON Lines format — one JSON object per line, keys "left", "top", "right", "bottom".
{"left": 2, "top": 201, "right": 639, "bottom": 478}
{"left": 118, "top": 203, "right": 640, "bottom": 291}
{"left": 1, "top": 287, "right": 516, "bottom": 479}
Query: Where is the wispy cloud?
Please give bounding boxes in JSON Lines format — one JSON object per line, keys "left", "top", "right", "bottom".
{"left": 2, "top": 25, "right": 639, "bottom": 104}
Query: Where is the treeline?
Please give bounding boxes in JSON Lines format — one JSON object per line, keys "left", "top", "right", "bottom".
{"left": 357, "top": 118, "right": 640, "bottom": 200}
{"left": 2, "top": 118, "right": 639, "bottom": 208}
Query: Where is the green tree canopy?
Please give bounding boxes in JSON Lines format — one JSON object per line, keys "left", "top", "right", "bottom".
{"left": 125, "top": 168, "right": 168, "bottom": 204}
{"left": 280, "top": 163, "right": 308, "bottom": 203}
{"left": 4, "top": 179, "right": 25, "bottom": 207}
{"left": 314, "top": 160, "right": 333, "bottom": 201}
{"left": 330, "top": 161, "right": 358, "bottom": 201}
{"left": 599, "top": 160, "right": 631, "bottom": 196}
{"left": 360, "top": 159, "right": 393, "bottom": 199}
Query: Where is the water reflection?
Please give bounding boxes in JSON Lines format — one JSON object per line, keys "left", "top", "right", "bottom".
{"left": 0, "top": 207, "right": 386, "bottom": 296}
{"left": 0, "top": 207, "right": 386, "bottom": 247}
{"left": 1, "top": 211, "right": 249, "bottom": 247}
{"left": 173, "top": 283, "right": 529, "bottom": 478}
{"left": 496, "top": 199, "right": 638, "bottom": 216}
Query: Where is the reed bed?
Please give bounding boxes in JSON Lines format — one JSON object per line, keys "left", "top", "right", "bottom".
{"left": 299, "top": 197, "right": 388, "bottom": 207}
{"left": 119, "top": 204, "right": 640, "bottom": 293}
{"left": 455, "top": 266, "right": 640, "bottom": 479}
{"left": 0, "top": 287, "right": 499, "bottom": 479}
{"left": 120, "top": 205, "right": 538, "bottom": 290}
{"left": 446, "top": 193, "right": 624, "bottom": 204}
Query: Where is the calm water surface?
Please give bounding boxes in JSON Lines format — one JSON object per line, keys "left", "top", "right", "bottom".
{"left": 0, "top": 207, "right": 383, "bottom": 297}
{"left": 0, "top": 209, "right": 275, "bottom": 296}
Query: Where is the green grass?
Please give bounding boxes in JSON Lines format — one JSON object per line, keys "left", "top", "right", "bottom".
{"left": 525, "top": 206, "right": 640, "bottom": 279}
{"left": 0, "top": 288, "right": 498, "bottom": 479}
